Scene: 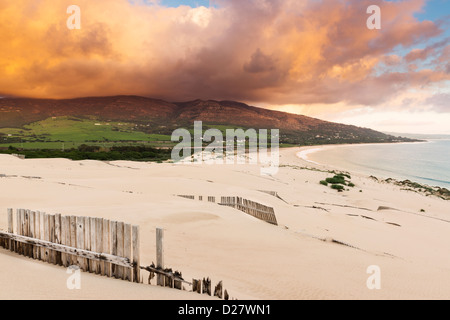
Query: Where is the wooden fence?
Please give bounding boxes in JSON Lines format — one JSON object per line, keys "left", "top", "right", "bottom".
{"left": 0, "top": 209, "right": 235, "bottom": 299}
{"left": 179, "top": 195, "right": 195, "bottom": 200}
{"left": 0, "top": 208, "right": 141, "bottom": 283}
{"left": 178, "top": 195, "right": 278, "bottom": 226}
{"left": 220, "top": 196, "right": 278, "bottom": 225}
{"left": 192, "top": 278, "right": 230, "bottom": 300}
{"left": 179, "top": 195, "right": 216, "bottom": 203}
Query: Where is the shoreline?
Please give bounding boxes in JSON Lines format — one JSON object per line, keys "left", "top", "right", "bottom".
{"left": 294, "top": 140, "right": 450, "bottom": 193}
{"left": 296, "top": 140, "right": 431, "bottom": 165}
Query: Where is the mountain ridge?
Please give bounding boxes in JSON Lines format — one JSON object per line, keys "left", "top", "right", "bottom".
{"left": 0, "top": 95, "right": 416, "bottom": 145}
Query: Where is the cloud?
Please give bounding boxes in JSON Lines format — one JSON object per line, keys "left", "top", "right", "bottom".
{"left": 0, "top": 0, "right": 448, "bottom": 113}
{"left": 425, "top": 93, "right": 450, "bottom": 113}
{"left": 404, "top": 37, "right": 449, "bottom": 62}
{"left": 244, "top": 49, "right": 276, "bottom": 74}
{"left": 405, "top": 48, "right": 434, "bottom": 62}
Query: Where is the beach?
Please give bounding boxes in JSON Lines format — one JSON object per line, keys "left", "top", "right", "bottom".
{"left": 299, "top": 141, "right": 450, "bottom": 189}
{"left": 1, "top": 147, "right": 450, "bottom": 300}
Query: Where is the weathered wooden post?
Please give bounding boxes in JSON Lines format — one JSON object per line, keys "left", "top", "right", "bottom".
{"left": 55, "top": 214, "right": 62, "bottom": 266}
{"left": 7, "top": 208, "right": 13, "bottom": 251}
{"left": 156, "top": 227, "right": 164, "bottom": 286}
{"left": 29, "top": 211, "right": 35, "bottom": 259}
{"left": 96, "top": 218, "right": 104, "bottom": 275}
{"left": 63, "top": 215, "right": 71, "bottom": 267}
{"left": 132, "top": 225, "right": 140, "bottom": 283}
{"left": 103, "top": 219, "right": 111, "bottom": 277}
{"left": 60, "top": 215, "right": 67, "bottom": 267}
{"left": 76, "top": 216, "right": 85, "bottom": 271}
{"left": 214, "top": 281, "right": 223, "bottom": 299}
{"left": 124, "top": 223, "right": 132, "bottom": 281}
{"left": 35, "top": 211, "right": 41, "bottom": 259}
{"left": 203, "top": 277, "right": 212, "bottom": 296}
{"left": 43, "top": 213, "right": 50, "bottom": 262}
{"left": 174, "top": 271, "right": 182, "bottom": 290}
{"left": 165, "top": 270, "right": 173, "bottom": 288}
{"left": 16, "top": 209, "right": 21, "bottom": 254}
{"left": 39, "top": 212, "right": 45, "bottom": 261}
{"left": 111, "top": 221, "right": 118, "bottom": 278}
{"left": 117, "top": 221, "right": 125, "bottom": 278}
{"left": 84, "top": 217, "right": 91, "bottom": 272}
{"left": 192, "top": 279, "right": 202, "bottom": 294}
{"left": 69, "top": 216, "right": 77, "bottom": 266}
{"left": 24, "top": 210, "right": 30, "bottom": 257}
{"left": 49, "top": 214, "right": 55, "bottom": 263}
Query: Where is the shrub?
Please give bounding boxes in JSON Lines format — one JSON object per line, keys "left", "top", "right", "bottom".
{"left": 420, "top": 209, "right": 425, "bottom": 213}
{"left": 348, "top": 182, "right": 355, "bottom": 187}
{"left": 326, "top": 176, "right": 347, "bottom": 185}
{"left": 320, "top": 180, "right": 328, "bottom": 186}
{"left": 331, "top": 184, "right": 345, "bottom": 191}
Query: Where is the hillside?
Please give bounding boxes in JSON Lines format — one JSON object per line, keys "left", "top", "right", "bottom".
{"left": 0, "top": 96, "right": 416, "bottom": 145}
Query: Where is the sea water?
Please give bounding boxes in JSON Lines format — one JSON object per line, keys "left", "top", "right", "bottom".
{"left": 306, "top": 140, "right": 450, "bottom": 189}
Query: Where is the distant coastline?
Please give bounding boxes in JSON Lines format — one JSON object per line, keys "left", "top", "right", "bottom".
{"left": 296, "top": 140, "right": 450, "bottom": 192}
{"left": 297, "top": 140, "right": 429, "bottom": 165}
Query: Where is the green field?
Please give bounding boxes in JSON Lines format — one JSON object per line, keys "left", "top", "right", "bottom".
{"left": 0, "top": 117, "right": 294, "bottom": 152}
{"left": 0, "top": 141, "right": 179, "bottom": 150}
{"left": 0, "top": 117, "right": 174, "bottom": 149}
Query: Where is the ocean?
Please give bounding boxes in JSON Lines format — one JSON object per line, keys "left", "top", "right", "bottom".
{"left": 306, "top": 140, "right": 450, "bottom": 189}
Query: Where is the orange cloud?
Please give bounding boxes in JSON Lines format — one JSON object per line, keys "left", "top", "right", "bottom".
{"left": 0, "top": 0, "right": 447, "bottom": 112}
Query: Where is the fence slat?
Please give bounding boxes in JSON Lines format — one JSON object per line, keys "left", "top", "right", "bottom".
{"left": 116, "top": 222, "right": 124, "bottom": 279}
{"left": 29, "top": 211, "right": 35, "bottom": 259}
{"left": 69, "top": 216, "right": 77, "bottom": 266}
{"left": 111, "top": 221, "right": 118, "bottom": 278}
{"left": 39, "top": 212, "right": 45, "bottom": 260}
{"left": 124, "top": 223, "right": 132, "bottom": 282}
{"left": 61, "top": 215, "right": 67, "bottom": 267}
{"left": 7, "top": 208, "right": 13, "bottom": 251}
{"left": 15, "top": 210, "right": 19, "bottom": 254}
{"left": 20, "top": 209, "right": 25, "bottom": 254}
{"left": 35, "top": 212, "right": 40, "bottom": 259}
{"left": 23, "top": 209, "right": 27, "bottom": 255}
{"left": 23, "top": 210, "right": 29, "bottom": 256}
{"left": 25, "top": 210, "right": 31, "bottom": 257}
{"left": 43, "top": 213, "right": 50, "bottom": 262}
{"left": 103, "top": 219, "right": 111, "bottom": 277}
{"left": 90, "top": 218, "right": 97, "bottom": 273}
{"left": 132, "top": 225, "right": 140, "bottom": 283}
{"left": 85, "top": 217, "right": 91, "bottom": 272}
{"left": 63, "top": 216, "right": 72, "bottom": 268}
{"left": 156, "top": 228, "right": 164, "bottom": 286}
{"left": 49, "top": 214, "right": 56, "bottom": 264}
{"left": 55, "top": 214, "right": 62, "bottom": 266}
{"left": 76, "top": 216, "right": 86, "bottom": 271}
{"left": 65, "top": 216, "right": 72, "bottom": 267}
{"left": 96, "top": 218, "right": 104, "bottom": 275}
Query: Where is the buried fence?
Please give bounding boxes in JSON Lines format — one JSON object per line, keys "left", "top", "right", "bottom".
{"left": 178, "top": 195, "right": 278, "bottom": 226}
{"left": 0, "top": 209, "right": 233, "bottom": 299}
{"left": 142, "top": 228, "right": 233, "bottom": 299}
{"left": 221, "top": 196, "right": 278, "bottom": 226}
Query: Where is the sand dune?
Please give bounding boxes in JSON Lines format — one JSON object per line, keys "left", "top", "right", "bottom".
{"left": 0, "top": 148, "right": 449, "bottom": 300}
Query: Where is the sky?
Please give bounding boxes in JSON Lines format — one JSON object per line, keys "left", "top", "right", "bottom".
{"left": 0, "top": 0, "right": 449, "bottom": 134}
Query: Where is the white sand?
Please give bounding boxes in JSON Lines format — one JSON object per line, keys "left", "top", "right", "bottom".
{"left": 0, "top": 148, "right": 449, "bottom": 300}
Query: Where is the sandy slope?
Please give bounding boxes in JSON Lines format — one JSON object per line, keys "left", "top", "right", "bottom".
{"left": 0, "top": 247, "right": 210, "bottom": 300}
{"left": 0, "top": 148, "right": 449, "bottom": 300}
